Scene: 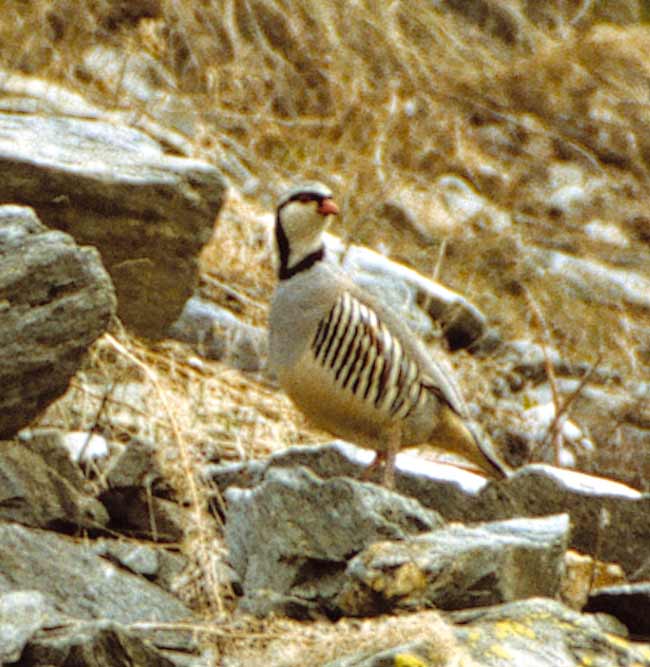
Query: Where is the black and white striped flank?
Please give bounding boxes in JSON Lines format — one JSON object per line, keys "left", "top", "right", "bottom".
{"left": 311, "top": 291, "right": 430, "bottom": 419}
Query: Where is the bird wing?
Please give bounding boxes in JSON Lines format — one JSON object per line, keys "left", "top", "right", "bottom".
{"left": 340, "top": 277, "right": 471, "bottom": 419}
{"left": 309, "top": 287, "right": 430, "bottom": 421}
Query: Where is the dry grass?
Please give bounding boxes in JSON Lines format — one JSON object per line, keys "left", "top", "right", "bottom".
{"left": 216, "top": 609, "right": 473, "bottom": 667}
{"left": 37, "top": 325, "right": 318, "bottom": 617}
{"left": 5, "top": 0, "right": 650, "bottom": 661}
{"left": 41, "top": 330, "right": 305, "bottom": 462}
{"left": 200, "top": 189, "right": 276, "bottom": 327}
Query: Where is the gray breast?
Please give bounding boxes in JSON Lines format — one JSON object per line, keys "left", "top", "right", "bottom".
{"left": 269, "top": 263, "right": 339, "bottom": 372}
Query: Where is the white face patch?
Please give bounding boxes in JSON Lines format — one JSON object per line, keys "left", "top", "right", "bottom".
{"left": 279, "top": 199, "right": 332, "bottom": 266}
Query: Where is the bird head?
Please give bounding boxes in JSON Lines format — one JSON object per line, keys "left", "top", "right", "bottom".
{"left": 275, "top": 182, "right": 339, "bottom": 279}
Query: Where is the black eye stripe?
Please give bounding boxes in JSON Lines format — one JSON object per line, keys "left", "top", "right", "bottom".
{"left": 289, "top": 192, "right": 326, "bottom": 204}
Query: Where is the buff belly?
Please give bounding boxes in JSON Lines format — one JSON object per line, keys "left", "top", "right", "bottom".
{"left": 278, "top": 354, "right": 431, "bottom": 453}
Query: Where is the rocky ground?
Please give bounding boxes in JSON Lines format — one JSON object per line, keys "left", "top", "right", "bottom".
{"left": 1, "top": 1, "right": 650, "bottom": 665}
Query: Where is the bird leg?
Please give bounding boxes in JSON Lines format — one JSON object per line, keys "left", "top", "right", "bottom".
{"left": 361, "top": 426, "right": 400, "bottom": 488}
{"left": 361, "top": 452, "right": 384, "bottom": 482}
{"left": 382, "top": 424, "right": 400, "bottom": 489}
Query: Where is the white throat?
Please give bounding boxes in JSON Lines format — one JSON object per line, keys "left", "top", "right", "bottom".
{"left": 277, "top": 201, "right": 329, "bottom": 271}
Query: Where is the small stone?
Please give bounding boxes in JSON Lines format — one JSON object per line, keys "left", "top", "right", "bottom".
{"left": 169, "top": 296, "right": 266, "bottom": 371}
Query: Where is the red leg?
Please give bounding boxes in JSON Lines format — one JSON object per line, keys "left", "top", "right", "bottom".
{"left": 362, "top": 452, "right": 385, "bottom": 482}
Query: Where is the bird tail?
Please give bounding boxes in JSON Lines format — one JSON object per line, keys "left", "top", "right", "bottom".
{"left": 439, "top": 407, "right": 510, "bottom": 480}
{"left": 465, "top": 420, "right": 510, "bottom": 480}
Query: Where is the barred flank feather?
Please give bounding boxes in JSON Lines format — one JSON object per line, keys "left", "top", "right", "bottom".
{"left": 312, "top": 292, "right": 428, "bottom": 419}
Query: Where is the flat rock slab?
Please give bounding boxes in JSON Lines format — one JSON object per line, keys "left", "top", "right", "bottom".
{"left": 0, "top": 522, "right": 194, "bottom": 651}
{"left": 484, "top": 465, "right": 650, "bottom": 575}
{"left": 214, "top": 444, "right": 650, "bottom": 578}
{"left": 529, "top": 247, "right": 650, "bottom": 311}
{"left": 225, "top": 466, "right": 444, "bottom": 617}
{"left": 325, "top": 598, "right": 650, "bottom": 667}
{"left": 19, "top": 619, "right": 178, "bottom": 667}
{"left": 0, "top": 440, "right": 108, "bottom": 530}
{"left": 0, "top": 591, "right": 53, "bottom": 664}
{"left": 586, "top": 583, "right": 650, "bottom": 639}
{"left": 450, "top": 597, "right": 650, "bottom": 667}
{"left": 0, "top": 205, "right": 116, "bottom": 438}
{"left": 206, "top": 440, "right": 490, "bottom": 521}
{"left": 337, "top": 514, "right": 569, "bottom": 616}
{"left": 0, "top": 112, "right": 225, "bottom": 338}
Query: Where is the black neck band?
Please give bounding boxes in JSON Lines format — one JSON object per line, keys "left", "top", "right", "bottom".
{"left": 275, "top": 211, "right": 325, "bottom": 280}
{"left": 279, "top": 247, "right": 325, "bottom": 280}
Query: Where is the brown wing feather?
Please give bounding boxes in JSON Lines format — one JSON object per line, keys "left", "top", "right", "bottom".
{"left": 340, "top": 280, "right": 471, "bottom": 417}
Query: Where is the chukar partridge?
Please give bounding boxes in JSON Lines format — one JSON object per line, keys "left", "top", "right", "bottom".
{"left": 269, "top": 182, "right": 507, "bottom": 487}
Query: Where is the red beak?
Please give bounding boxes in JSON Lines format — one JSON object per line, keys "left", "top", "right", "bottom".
{"left": 318, "top": 198, "right": 339, "bottom": 217}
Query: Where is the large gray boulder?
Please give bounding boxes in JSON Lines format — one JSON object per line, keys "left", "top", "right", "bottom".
{"left": 337, "top": 514, "right": 569, "bottom": 616}
{"left": 0, "top": 205, "right": 116, "bottom": 438}
{"left": 480, "top": 465, "right": 650, "bottom": 575}
{"left": 225, "top": 466, "right": 444, "bottom": 617}
{"left": 224, "top": 466, "right": 570, "bottom": 619}
{"left": 0, "top": 522, "right": 194, "bottom": 652}
{"left": 213, "top": 443, "right": 650, "bottom": 576}
{"left": 0, "top": 111, "right": 225, "bottom": 338}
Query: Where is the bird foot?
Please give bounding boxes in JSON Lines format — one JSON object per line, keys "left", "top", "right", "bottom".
{"left": 362, "top": 452, "right": 395, "bottom": 489}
